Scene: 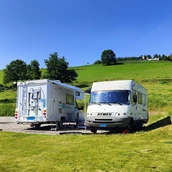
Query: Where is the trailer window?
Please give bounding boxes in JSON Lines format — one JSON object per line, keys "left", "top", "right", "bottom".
{"left": 31, "top": 91, "right": 41, "bottom": 100}
{"left": 66, "top": 94, "right": 74, "bottom": 105}
{"left": 138, "top": 93, "right": 142, "bottom": 104}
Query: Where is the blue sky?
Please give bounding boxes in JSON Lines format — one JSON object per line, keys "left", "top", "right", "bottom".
{"left": 0, "top": 0, "right": 172, "bottom": 69}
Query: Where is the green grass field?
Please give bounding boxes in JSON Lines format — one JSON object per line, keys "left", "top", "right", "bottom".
{"left": 0, "top": 61, "right": 172, "bottom": 171}
{"left": 0, "top": 70, "right": 4, "bottom": 84}
{"left": 0, "top": 113, "right": 172, "bottom": 172}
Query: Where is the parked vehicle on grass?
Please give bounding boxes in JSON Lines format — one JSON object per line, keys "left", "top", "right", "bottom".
{"left": 15, "top": 79, "right": 84, "bottom": 128}
{"left": 85, "top": 80, "right": 148, "bottom": 133}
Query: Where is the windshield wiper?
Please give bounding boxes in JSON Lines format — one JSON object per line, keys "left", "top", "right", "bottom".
{"left": 111, "top": 102, "right": 123, "bottom": 106}
{"left": 99, "top": 102, "right": 112, "bottom": 106}
{"left": 91, "top": 102, "right": 101, "bottom": 106}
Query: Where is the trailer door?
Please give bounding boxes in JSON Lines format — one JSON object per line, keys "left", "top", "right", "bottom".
{"left": 28, "top": 86, "right": 46, "bottom": 117}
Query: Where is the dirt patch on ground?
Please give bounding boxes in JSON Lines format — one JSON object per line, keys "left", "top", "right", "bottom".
{"left": 0, "top": 117, "right": 106, "bottom": 135}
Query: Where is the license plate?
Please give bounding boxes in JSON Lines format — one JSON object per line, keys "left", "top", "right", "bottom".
{"left": 100, "top": 124, "right": 107, "bottom": 127}
{"left": 27, "top": 117, "right": 35, "bottom": 120}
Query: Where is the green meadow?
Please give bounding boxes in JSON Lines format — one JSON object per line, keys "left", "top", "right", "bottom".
{"left": 0, "top": 60, "right": 172, "bottom": 171}
{"left": 0, "top": 60, "right": 172, "bottom": 115}
{"left": 0, "top": 113, "right": 172, "bottom": 172}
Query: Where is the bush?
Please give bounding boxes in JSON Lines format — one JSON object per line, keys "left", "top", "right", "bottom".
{"left": 94, "top": 60, "right": 101, "bottom": 64}
{"left": 0, "top": 103, "right": 16, "bottom": 116}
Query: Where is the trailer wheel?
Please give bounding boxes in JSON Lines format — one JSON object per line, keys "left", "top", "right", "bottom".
{"left": 58, "top": 118, "right": 64, "bottom": 129}
{"left": 35, "top": 124, "right": 41, "bottom": 128}
{"left": 90, "top": 127, "right": 97, "bottom": 134}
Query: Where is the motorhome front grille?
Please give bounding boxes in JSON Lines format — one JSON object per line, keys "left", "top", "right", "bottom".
{"left": 95, "top": 119, "right": 113, "bottom": 121}
{"left": 93, "top": 121, "right": 115, "bottom": 123}
{"left": 97, "top": 113, "right": 112, "bottom": 116}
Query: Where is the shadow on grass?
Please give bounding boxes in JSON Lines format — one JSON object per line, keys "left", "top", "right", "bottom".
{"left": 143, "top": 116, "right": 171, "bottom": 132}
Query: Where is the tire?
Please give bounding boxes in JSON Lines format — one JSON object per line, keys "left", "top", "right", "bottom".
{"left": 58, "top": 118, "right": 64, "bottom": 129}
{"left": 125, "top": 119, "right": 134, "bottom": 133}
{"left": 90, "top": 127, "right": 97, "bottom": 133}
{"left": 136, "top": 121, "right": 143, "bottom": 131}
{"left": 35, "top": 123, "right": 41, "bottom": 128}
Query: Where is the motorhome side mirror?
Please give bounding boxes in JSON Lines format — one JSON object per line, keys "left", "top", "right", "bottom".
{"left": 76, "top": 91, "right": 80, "bottom": 96}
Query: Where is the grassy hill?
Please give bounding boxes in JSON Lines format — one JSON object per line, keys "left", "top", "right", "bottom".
{"left": 0, "top": 61, "right": 172, "bottom": 171}
{"left": 0, "top": 60, "right": 172, "bottom": 115}
{"left": 0, "top": 70, "right": 4, "bottom": 84}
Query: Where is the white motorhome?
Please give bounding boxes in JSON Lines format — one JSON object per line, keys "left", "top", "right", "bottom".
{"left": 86, "top": 80, "right": 148, "bottom": 133}
{"left": 15, "top": 79, "right": 84, "bottom": 128}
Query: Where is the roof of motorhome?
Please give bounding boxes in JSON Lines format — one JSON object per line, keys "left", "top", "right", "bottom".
{"left": 18, "top": 79, "right": 84, "bottom": 100}
{"left": 85, "top": 80, "right": 146, "bottom": 94}
{"left": 51, "top": 80, "right": 84, "bottom": 100}
{"left": 92, "top": 80, "right": 133, "bottom": 91}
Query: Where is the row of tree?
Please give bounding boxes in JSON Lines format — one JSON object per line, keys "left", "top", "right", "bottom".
{"left": 3, "top": 49, "right": 117, "bottom": 86}
{"left": 94, "top": 52, "right": 172, "bottom": 64}
{"left": 117, "top": 54, "right": 172, "bottom": 61}
{"left": 3, "top": 52, "right": 78, "bottom": 85}
{"left": 3, "top": 50, "right": 172, "bottom": 86}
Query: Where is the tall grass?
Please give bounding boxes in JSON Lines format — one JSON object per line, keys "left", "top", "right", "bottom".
{"left": 0, "top": 70, "right": 4, "bottom": 84}
{"left": 0, "top": 90, "right": 16, "bottom": 116}
{"left": 0, "top": 103, "right": 16, "bottom": 116}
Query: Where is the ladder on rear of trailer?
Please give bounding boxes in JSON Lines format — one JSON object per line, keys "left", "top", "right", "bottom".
{"left": 22, "top": 85, "right": 28, "bottom": 116}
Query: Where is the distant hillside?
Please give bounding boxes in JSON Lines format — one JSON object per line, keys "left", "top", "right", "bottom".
{"left": 0, "top": 70, "right": 4, "bottom": 84}
{"left": 1, "top": 61, "right": 172, "bottom": 115}
{"left": 74, "top": 60, "right": 172, "bottom": 84}
{"left": 1, "top": 61, "right": 171, "bottom": 85}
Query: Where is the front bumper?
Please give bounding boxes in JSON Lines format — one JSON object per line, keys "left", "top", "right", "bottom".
{"left": 86, "top": 116, "right": 131, "bottom": 128}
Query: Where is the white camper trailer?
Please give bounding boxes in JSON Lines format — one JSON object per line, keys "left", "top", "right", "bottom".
{"left": 15, "top": 79, "right": 84, "bottom": 128}
{"left": 86, "top": 80, "right": 148, "bottom": 133}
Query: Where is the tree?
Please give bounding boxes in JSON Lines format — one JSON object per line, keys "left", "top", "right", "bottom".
{"left": 161, "top": 54, "right": 168, "bottom": 60}
{"left": 3, "top": 59, "right": 27, "bottom": 84}
{"left": 26, "top": 60, "right": 41, "bottom": 80}
{"left": 168, "top": 54, "right": 172, "bottom": 61}
{"left": 94, "top": 60, "right": 101, "bottom": 64}
{"left": 147, "top": 54, "right": 152, "bottom": 59}
{"left": 43, "top": 52, "right": 78, "bottom": 82}
{"left": 101, "top": 50, "right": 117, "bottom": 65}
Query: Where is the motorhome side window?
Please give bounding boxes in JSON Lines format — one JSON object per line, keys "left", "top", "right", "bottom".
{"left": 66, "top": 94, "right": 74, "bottom": 105}
{"left": 138, "top": 93, "right": 142, "bottom": 104}
{"left": 132, "top": 91, "right": 137, "bottom": 104}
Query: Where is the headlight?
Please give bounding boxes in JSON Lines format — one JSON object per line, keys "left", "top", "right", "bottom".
{"left": 87, "top": 113, "right": 94, "bottom": 116}
{"left": 115, "top": 112, "right": 120, "bottom": 116}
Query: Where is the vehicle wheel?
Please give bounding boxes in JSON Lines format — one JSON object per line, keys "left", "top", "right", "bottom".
{"left": 136, "top": 122, "right": 143, "bottom": 131}
{"left": 90, "top": 127, "right": 97, "bottom": 133}
{"left": 124, "top": 121, "right": 133, "bottom": 133}
{"left": 35, "top": 123, "right": 41, "bottom": 128}
{"left": 58, "top": 119, "right": 64, "bottom": 129}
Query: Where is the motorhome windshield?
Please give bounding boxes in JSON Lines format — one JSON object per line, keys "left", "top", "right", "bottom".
{"left": 90, "top": 90, "right": 130, "bottom": 105}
